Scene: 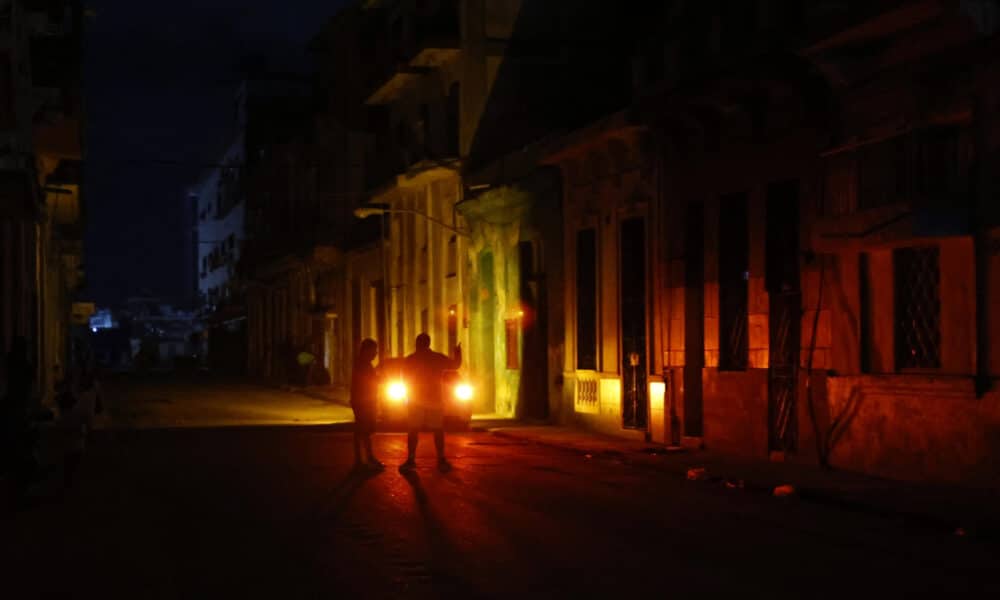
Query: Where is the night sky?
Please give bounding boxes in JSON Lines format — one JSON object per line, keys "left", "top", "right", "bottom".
{"left": 82, "top": 0, "right": 345, "bottom": 308}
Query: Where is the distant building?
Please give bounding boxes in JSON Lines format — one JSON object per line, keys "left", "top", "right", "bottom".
{"left": 191, "top": 74, "right": 311, "bottom": 374}
{"left": 121, "top": 296, "right": 199, "bottom": 370}
{"left": 88, "top": 308, "right": 117, "bottom": 331}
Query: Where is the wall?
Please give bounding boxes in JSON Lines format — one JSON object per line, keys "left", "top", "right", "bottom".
{"left": 825, "top": 376, "right": 1000, "bottom": 485}
{"left": 553, "top": 126, "right": 660, "bottom": 437}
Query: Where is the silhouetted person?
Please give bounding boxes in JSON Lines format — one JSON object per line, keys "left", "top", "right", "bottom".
{"left": 399, "top": 333, "right": 461, "bottom": 472}
{"left": 2, "top": 336, "right": 37, "bottom": 499}
{"left": 350, "top": 338, "right": 384, "bottom": 470}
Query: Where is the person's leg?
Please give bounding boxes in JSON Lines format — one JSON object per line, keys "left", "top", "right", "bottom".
{"left": 403, "top": 406, "right": 420, "bottom": 465}
{"left": 353, "top": 429, "right": 364, "bottom": 467}
{"left": 433, "top": 429, "right": 445, "bottom": 459}
{"left": 364, "top": 434, "right": 383, "bottom": 468}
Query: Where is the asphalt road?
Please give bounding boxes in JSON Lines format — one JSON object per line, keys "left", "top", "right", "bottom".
{"left": 4, "top": 377, "right": 998, "bottom": 599}
{"left": 97, "top": 372, "right": 355, "bottom": 428}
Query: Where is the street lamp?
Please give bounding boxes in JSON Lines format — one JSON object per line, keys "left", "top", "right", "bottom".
{"left": 352, "top": 204, "right": 470, "bottom": 238}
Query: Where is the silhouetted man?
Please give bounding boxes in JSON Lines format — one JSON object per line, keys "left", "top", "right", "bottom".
{"left": 400, "top": 333, "right": 460, "bottom": 472}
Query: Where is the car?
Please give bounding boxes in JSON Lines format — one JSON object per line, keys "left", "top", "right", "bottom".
{"left": 376, "top": 357, "right": 474, "bottom": 431}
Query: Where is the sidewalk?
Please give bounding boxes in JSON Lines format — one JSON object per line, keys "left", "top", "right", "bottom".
{"left": 273, "top": 383, "right": 351, "bottom": 406}
{"left": 487, "top": 425, "right": 1000, "bottom": 542}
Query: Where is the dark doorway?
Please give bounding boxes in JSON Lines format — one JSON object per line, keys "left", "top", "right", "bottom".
{"left": 519, "top": 240, "right": 548, "bottom": 419}
{"left": 683, "top": 203, "right": 705, "bottom": 437}
{"left": 621, "top": 217, "right": 647, "bottom": 430}
{"left": 766, "top": 180, "right": 801, "bottom": 452}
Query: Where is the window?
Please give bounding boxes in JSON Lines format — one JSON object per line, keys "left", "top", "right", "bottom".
{"left": 446, "top": 234, "right": 457, "bottom": 277}
{"left": 856, "top": 127, "right": 965, "bottom": 211}
{"left": 857, "top": 135, "right": 910, "bottom": 210}
{"left": 894, "top": 246, "right": 941, "bottom": 369}
{"left": 396, "top": 309, "right": 404, "bottom": 356}
{"left": 719, "top": 192, "right": 749, "bottom": 370}
{"left": 859, "top": 253, "right": 874, "bottom": 373}
{"left": 447, "top": 304, "right": 458, "bottom": 352}
{"left": 419, "top": 242, "right": 428, "bottom": 283}
{"left": 505, "top": 319, "right": 519, "bottom": 369}
{"left": 915, "top": 126, "right": 965, "bottom": 202}
{"left": 576, "top": 229, "right": 598, "bottom": 370}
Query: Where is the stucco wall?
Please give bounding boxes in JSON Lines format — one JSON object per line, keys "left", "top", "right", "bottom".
{"left": 825, "top": 376, "right": 1000, "bottom": 485}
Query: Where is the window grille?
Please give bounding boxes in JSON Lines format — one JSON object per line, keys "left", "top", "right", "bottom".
{"left": 719, "top": 193, "right": 749, "bottom": 370}
{"left": 894, "top": 246, "right": 941, "bottom": 369}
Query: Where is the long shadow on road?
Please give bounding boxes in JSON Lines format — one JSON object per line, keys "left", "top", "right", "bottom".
{"left": 400, "top": 469, "right": 491, "bottom": 599}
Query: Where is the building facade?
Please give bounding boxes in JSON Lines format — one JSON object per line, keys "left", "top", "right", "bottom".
{"left": 1, "top": 0, "right": 85, "bottom": 407}
{"left": 549, "top": 0, "right": 1000, "bottom": 484}
{"left": 241, "top": 0, "right": 1000, "bottom": 485}
{"left": 192, "top": 108, "right": 248, "bottom": 374}
{"left": 349, "top": 0, "right": 639, "bottom": 418}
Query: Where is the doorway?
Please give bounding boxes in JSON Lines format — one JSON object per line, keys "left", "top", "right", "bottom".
{"left": 621, "top": 217, "right": 648, "bottom": 430}
{"left": 766, "top": 180, "right": 801, "bottom": 453}
{"left": 683, "top": 203, "right": 705, "bottom": 437}
{"left": 519, "top": 240, "right": 548, "bottom": 419}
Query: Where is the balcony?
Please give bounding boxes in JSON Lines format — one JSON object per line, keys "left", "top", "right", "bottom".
{"left": 407, "top": 1, "right": 461, "bottom": 68}
{"left": 365, "top": 63, "right": 428, "bottom": 106}
{"left": 365, "top": 1, "right": 460, "bottom": 105}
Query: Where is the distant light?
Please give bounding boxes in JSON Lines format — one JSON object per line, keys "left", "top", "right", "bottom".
{"left": 91, "top": 327, "right": 97, "bottom": 333}
{"left": 449, "top": 308, "right": 456, "bottom": 316}
{"left": 517, "top": 310, "right": 524, "bottom": 318}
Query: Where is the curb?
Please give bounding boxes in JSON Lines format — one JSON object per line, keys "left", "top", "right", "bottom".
{"left": 488, "top": 428, "right": 999, "bottom": 544}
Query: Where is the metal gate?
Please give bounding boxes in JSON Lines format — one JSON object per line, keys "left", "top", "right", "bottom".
{"left": 768, "top": 294, "right": 800, "bottom": 452}
{"left": 621, "top": 217, "right": 647, "bottom": 430}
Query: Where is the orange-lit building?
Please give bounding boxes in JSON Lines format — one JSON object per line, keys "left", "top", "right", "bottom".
{"left": 547, "top": 1, "right": 1000, "bottom": 485}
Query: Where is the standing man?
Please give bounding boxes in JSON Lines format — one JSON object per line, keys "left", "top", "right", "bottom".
{"left": 400, "top": 333, "right": 460, "bottom": 472}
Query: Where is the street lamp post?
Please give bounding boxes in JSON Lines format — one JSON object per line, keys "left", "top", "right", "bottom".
{"left": 353, "top": 203, "right": 470, "bottom": 356}
{"left": 352, "top": 204, "right": 470, "bottom": 238}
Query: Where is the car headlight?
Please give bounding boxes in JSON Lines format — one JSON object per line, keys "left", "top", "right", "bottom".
{"left": 386, "top": 381, "right": 407, "bottom": 403}
{"left": 454, "top": 382, "right": 473, "bottom": 402}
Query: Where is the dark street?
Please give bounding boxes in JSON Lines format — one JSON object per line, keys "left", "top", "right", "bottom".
{"left": 4, "top": 377, "right": 998, "bottom": 599}
{"left": 4, "top": 2, "right": 1000, "bottom": 598}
